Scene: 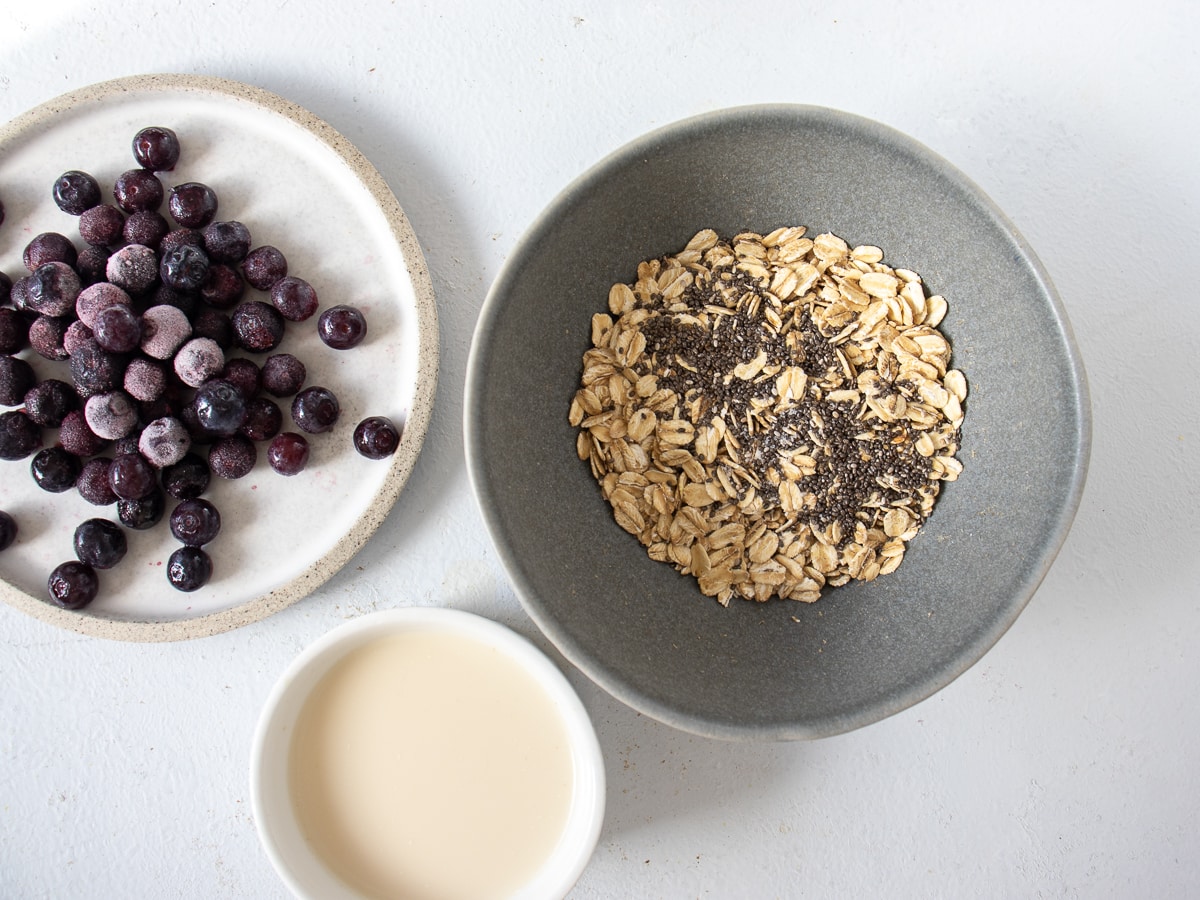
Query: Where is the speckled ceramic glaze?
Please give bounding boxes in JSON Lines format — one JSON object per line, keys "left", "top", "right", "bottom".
{"left": 0, "top": 75, "right": 438, "bottom": 641}
{"left": 465, "top": 105, "right": 1090, "bottom": 741}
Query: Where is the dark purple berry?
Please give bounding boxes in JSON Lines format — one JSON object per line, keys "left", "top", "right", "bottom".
{"left": 123, "top": 357, "right": 167, "bottom": 402}
{"left": 78, "top": 204, "right": 125, "bottom": 247}
{"left": 0, "top": 511, "right": 17, "bottom": 550}
{"left": 0, "top": 410, "right": 41, "bottom": 460}
{"left": 68, "top": 339, "right": 127, "bottom": 398}
{"left": 169, "top": 498, "right": 221, "bottom": 546}
{"left": 160, "top": 243, "right": 210, "bottom": 292}
{"left": 200, "top": 263, "right": 245, "bottom": 309}
{"left": 117, "top": 488, "right": 165, "bottom": 530}
{"left": 0, "top": 272, "right": 11, "bottom": 306}
{"left": 267, "top": 431, "right": 309, "bottom": 476}
{"left": 353, "top": 416, "right": 401, "bottom": 459}
{"left": 221, "top": 357, "right": 261, "bottom": 399}
{"left": 0, "top": 307, "right": 30, "bottom": 355}
{"left": 26, "top": 262, "right": 82, "bottom": 317}
{"left": 73, "top": 518, "right": 127, "bottom": 569}
{"left": 189, "top": 309, "right": 233, "bottom": 350}
{"left": 240, "top": 397, "right": 282, "bottom": 441}
{"left": 24, "top": 232, "right": 77, "bottom": 271}
{"left": 231, "top": 300, "right": 285, "bottom": 352}
{"left": 291, "top": 386, "right": 339, "bottom": 434}
{"left": 0, "top": 355, "right": 37, "bottom": 406}
{"left": 58, "top": 410, "right": 107, "bottom": 457}
{"left": 158, "top": 227, "right": 204, "bottom": 254}
{"left": 28, "top": 315, "right": 70, "bottom": 361}
{"left": 23, "top": 379, "right": 79, "bottom": 427}
{"left": 260, "top": 353, "right": 306, "bottom": 397}
{"left": 106, "top": 244, "right": 159, "bottom": 295}
{"left": 74, "top": 245, "right": 111, "bottom": 286}
{"left": 168, "top": 182, "right": 218, "bottom": 228}
{"left": 92, "top": 304, "right": 142, "bottom": 353}
{"left": 113, "top": 169, "right": 164, "bottom": 213}
{"left": 122, "top": 209, "right": 169, "bottom": 248}
{"left": 108, "top": 451, "right": 157, "bottom": 501}
{"left": 162, "top": 453, "right": 210, "bottom": 500}
{"left": 269, "top": 276, "right": 318, "bottom": 322}
{"left": 207, "top": 434, "right": 256, "bottom": 479}
{"left": 167, "top": 545, "right": 212, "bottom": 592}
{"left": 53, "top": 170, "right": 101, "bottom": 215}
{"left": 76, "top": 457, "right": 118, "bottom": 505}
{"left": 132, "top": 126, "right": 181, "bottom": 172}
{"left": 62, "top": 320, "right": 94, "bottom": 356}
{"left": 192, "top": 379, "right": 247, "bottom": 437}
{"left": 241, "top": 245, "right": 287, "bottom": 291}
{"left": 76, "top": 282, "right": 132, "bottom": 328}
{"left": 201, "top": 221, "right": 251, "bottom": 264}
{"left": 47, "top": 560, "right": 99, "bottom": 609}
{"left": 30, "top": 446, "right": 81, "bottom": 493}
{"left": 318, "top": 305, "right": 368, "bottom": 350}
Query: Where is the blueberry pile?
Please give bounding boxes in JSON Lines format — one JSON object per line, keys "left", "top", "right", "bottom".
{"left": 0, "top": 126, "right": 403, "bottom": 610}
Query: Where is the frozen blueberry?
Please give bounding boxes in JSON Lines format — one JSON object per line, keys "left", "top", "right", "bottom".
{"left": 84, "top": 391, "right": 138, "bottom": 441}
{"left": 0, "top": 410, "right": 41, "bottom": 460}
{"left": 139, "top": 304, "right": 192, "bottom": 360}
{"left": 291, "top": 386, "right": 339, "bottom": 434}
{"left": 122, "top": 210, "right": 170, "bottom": 249}
{"left": 239, "top": 397, "right": 282, "bottom": 442}
{"left": 199, "top": 263, "right": 245, "bottom": 309}
{"left": 23, "top": 379, "right": 79, "bottom": 427}
{"left": 113, "top": 168, "right": 164, "bottom": 213}
{"left": 221, "top": 357, "right": 261, "bottom": 400}
{"left": 74, "top": 245, "right": 112, "bottom": 286}
{"left": 201, "top": 221, "right": 251, "bottom": 264}
{"left": 76, "top": 457, "right": 118, "bottom": 505}
{"left": 169, "top": 498, "right": 221, "bottom": 546}
{"left": 47, "top": 560, "right": 99, "bottom": 609}
{"left": 317, "top": 305, "right": 368, "bottom": 350}
{"left": 58, "top": 410, "right": 107, "bottom": 457}
{"left": 117, "top": 488, "right": 165, "bottom": 530}
{"left": 73, "top": 518, "right": 127, "bottom": 569}
{"left": 75, "top": 282, "right": 133, "bottom": 329}
{"left": 241, "top": 245, "right": 287, "bottom": 290}
{"left": 159, "top": 243, "right": 210, "bottom": 292}
{"left": 269, "top": 276, "right": 318, "bottom": 322}
{"left": 260, "top": 353, "right": 306, "bottom": 397}
{"left": 353, "top": 416, "right": 402, "bottom": 459}
{"left": 106, "top": 244, "right": 159, "bottom": 295}
{"left": 267, "top": 431, "right": 309, "bottom": 476}
{"left": 139, "top": 416, "right": 191, "bottom": 468}
{"left": 108, "top": 451, "right": 157, "bottom": 501}
{"left": 168, "top": 182, "right": 218, "bottom": 228}
{"left": 92, "top": 304, "right": 143, "bottom": 353}
{"left": 207, "top": 434, "right": 256, "bottom": 479}
{"left": 166, "top": 545, "right": 212, "bottom": 592}
{"left": 231, "top": 300, "right": 284, "bottom": 352}
{"left": 192, "top": 380, "right": 246, "bottom": 436}
{"left": 132, "top": 126, "right": 180, "bottom": 172}
{"left": 68, "top": 339, "right": 127, "bottom": 398}
{"left": 0, "top": 355, "right": 36, "bottom": 406}
{"left": 161, "top": 453, "right": 210, "bottom": 500}
{"left": 123, "top": 357, "right": 167, "bottom": 403}
{"left": 0, "top": 307, "right": 30, "bottom": 355}
{"left": 26, "top": 262, "right": 82, "bottom": 317}
{"left": 24, "top": 232, "right": 77, "bottom": 271}
{"left": 190, "top": 309, "right": 233, "bottom": 349}
{"left": 30, "top": 446, "right": 81, "bottom": 493}
{"left": 53, "top": 170, "right": 102, "bottom": 215}
{"left": 78, "top": 204, "right": 125, "bottom": 247}
{"left": 173, "top": 337, "right": 225, "bottom": 388}
{"left": 27, "top": 315, "right": 70, "bottom": 361}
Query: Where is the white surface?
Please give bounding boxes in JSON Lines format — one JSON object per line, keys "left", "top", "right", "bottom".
{"left": 1, "top": 1, "right": 1197, "bottom": 897}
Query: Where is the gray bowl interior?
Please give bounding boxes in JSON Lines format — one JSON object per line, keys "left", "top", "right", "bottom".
{"left": 466, "top": 105, "right": 1090, "bottom": 740}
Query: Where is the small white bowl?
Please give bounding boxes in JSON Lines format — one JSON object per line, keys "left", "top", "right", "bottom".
{"left": 250, "top": 608, "right": 606, "bottom": 899}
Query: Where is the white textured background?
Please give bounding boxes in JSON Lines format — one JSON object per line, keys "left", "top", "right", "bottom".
{"left": 2, "top": 1, "right": 1198, "bottom": 897}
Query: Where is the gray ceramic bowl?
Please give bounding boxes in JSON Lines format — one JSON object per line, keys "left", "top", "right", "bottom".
{"left": 465, "top": 105, "right": 1090, "bottom": 741}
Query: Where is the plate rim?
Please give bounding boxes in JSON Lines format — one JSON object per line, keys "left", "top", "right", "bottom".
{"left": 465, "top": 102, "right": 1091, "bottom": 740}
{"left": 0, "top": 73, "right": 439, "bottom": 642}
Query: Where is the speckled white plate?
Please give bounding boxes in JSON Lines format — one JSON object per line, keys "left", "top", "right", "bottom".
{"left": 0, "top": 74, "right": 438, "bottom": 641}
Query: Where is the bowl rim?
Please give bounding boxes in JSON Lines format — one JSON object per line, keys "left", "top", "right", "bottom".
{"left": 465, "top": 103, "right": 1092, "bottom": 741}
{"left": 249, "top": 607, "right": 607, "bottom": 899}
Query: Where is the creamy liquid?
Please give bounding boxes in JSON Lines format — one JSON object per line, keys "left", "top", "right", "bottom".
{"left": 288, "top": 630, "right": 575, "bottom": 900}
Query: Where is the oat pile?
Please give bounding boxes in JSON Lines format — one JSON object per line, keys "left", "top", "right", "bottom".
{"left": 569, "top": 227, "right": 967, "bottom": 606}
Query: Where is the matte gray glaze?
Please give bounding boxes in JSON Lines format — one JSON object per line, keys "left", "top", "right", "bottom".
{"left": 465, "top": 105, "right": 1091, "bottom": 741}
